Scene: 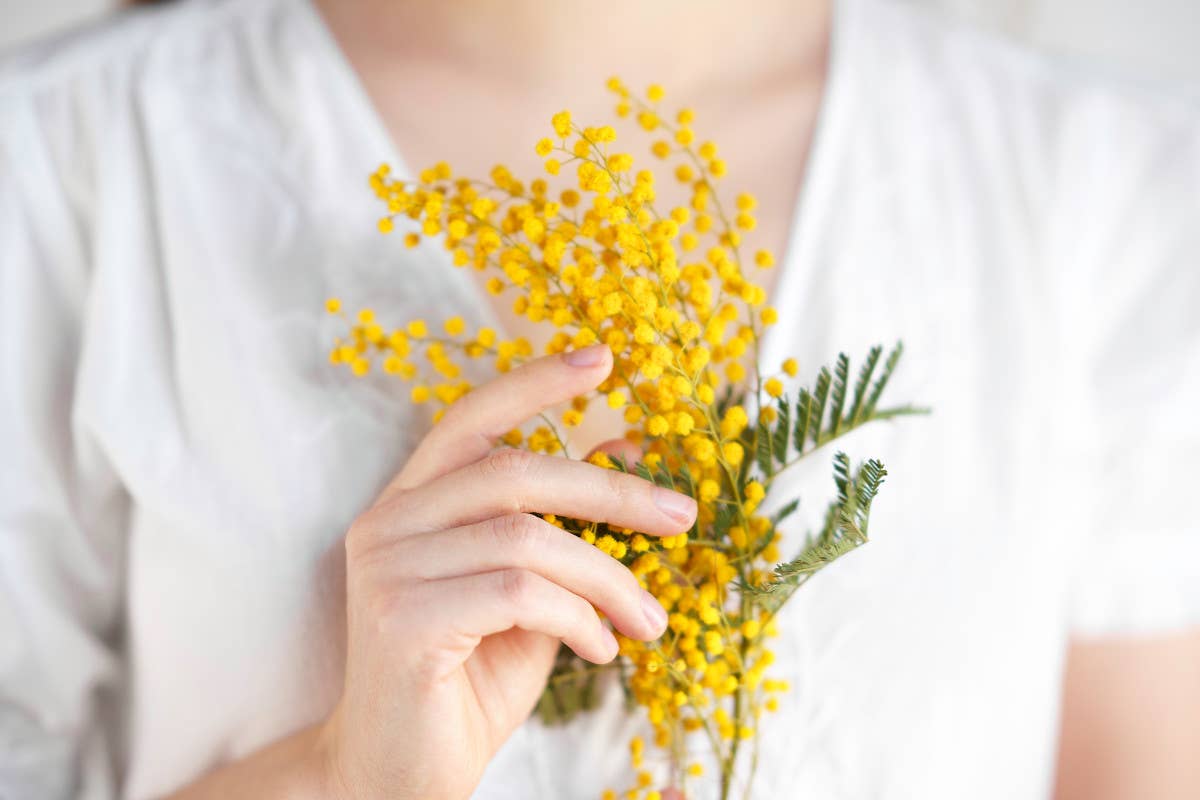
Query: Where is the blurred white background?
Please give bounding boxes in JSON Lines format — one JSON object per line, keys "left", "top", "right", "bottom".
{"left": 1, "top": 0, "right": 1197, "bottom": 88}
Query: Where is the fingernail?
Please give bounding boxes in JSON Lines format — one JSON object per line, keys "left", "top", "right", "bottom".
{"left": 653, "top": 487, "right": 697, "bottom": 525}
{"left": 601, "top": 625, "right": 620, "bottom": 658}
{"left": 640, "top": 590, "right": 668, "bottom": 635}
{"left": 563, "top": 343, "right": 607, "bottom": 367}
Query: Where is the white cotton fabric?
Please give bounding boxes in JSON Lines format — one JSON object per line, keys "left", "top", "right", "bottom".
{"left": 1, "top": 0, "right": 1198, "bottom": 797}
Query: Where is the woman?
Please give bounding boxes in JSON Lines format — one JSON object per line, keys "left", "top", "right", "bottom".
{"left": 1, "top": 0, "right": 1198, "bottom": 798}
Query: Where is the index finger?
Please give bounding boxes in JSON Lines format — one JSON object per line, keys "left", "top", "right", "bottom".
{"left": 386, "top": 343, "right": 613, "bottom": 495}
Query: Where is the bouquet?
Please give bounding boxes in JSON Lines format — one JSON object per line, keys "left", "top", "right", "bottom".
{"left": 327, "top": 79, "right": 922, "bottom": 800}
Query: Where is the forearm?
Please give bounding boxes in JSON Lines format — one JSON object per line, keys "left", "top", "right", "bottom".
{"left": 165, "top": 723, "right": 337, "bottom": 800}
{"left": 1053, "top": 629, "right": 1200, "bottom": 800}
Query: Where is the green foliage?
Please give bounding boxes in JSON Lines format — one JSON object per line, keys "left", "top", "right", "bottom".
{"left": 540, "top": 342, "right": 925, "bottom": 723}
{"left": 746, "top": 453, "right": 888, "bottom": 609}
{"left": 749, "top": 342, "right": 926, "bottom": 481}
{"left": 536, "top": 645, "right": 606, "bottom": 724}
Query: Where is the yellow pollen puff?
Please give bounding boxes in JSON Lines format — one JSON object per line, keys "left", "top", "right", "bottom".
{"left": 761, "top": 307, "right": 779, "bottom": 326}
{"left": 736, "top": 192, "right": 758, "bottom": 211}
{"left": 783, "top": 357, "right": 799, "bottom": 377}
{"left": 404, "top": 232, "right": 420, "bottom": 248}
{"left": 755, "top": 249, "right": 776, "bottom": 268}
{"left": 607, "top": 391, "right": 627, "bottom": 409}
{"left": 607, "top": 153, "right": 633, "bottom": 172}
{"left": 729, "top": 525, "right": 747, "bottom": 548}
{"left": 552, "top": 110, "right": 571, "bottom": 137}
{"left": 673, "top": 413, "right": 695, "bottom": 436}
{"left": 744, "top": 481, "right": 765, "bottom": 503}
{"left": 646, "top": 84, "right": 665, "bottom": 102}
{"left": 562, "top": 409, "right": 583, "bottom": 427}
{"left": 325, "top": 297, "right": 341, "bottom": 314}
{"left": 741, "top": 619, "right": 762, "bottom": 639}
{"left": 535, "top": 138, "right": 553, "bottom": 156}
{"left": 602, "top": 292, "right": 623, "bottom": 315}
{"left": 764, "top": 377, "right": 784, "bottom": 398}
{"left": 377, "top": 217, "right": 394, "bottom": 234}
{"left": 647, "top": 415, "right": 670, "bottom": 436}
{"left": 544, "top": 158, "right": 561, "bottom": 175}
{"left": 443, "top": 316, "right": 466, "bottom": 336}
{"left": 406, "top": 320, "right": 428, "bottom": 338}
{"left": 586, "top": 452, "right": 613, "bottom": 470}
{"left": 410, "top": 385, "right": 430, "bottom": 403}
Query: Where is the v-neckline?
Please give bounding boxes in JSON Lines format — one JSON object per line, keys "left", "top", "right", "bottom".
{"left": 299, "top": 0, "right": 856, "bottom": 402}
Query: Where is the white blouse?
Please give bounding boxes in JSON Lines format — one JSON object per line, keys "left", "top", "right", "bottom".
{"left": 2, "top": 0, "right": 1198, "bottom": 798}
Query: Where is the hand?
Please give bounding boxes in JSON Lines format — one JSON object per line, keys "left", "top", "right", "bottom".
{"left": 318, "top": 343, "right": 697, "bottom": 800}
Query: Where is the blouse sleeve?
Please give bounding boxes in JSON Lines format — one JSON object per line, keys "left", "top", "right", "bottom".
{"left": 0, "top": 84, "right": 130, "bottom": 800}
{"left": 1060, "top": 86, "right": 1200, "bottom": 637}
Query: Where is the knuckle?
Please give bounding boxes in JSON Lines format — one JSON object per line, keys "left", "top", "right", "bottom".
{"left": 343, "top": 510, "right": 380, "bottom": 560}
{"left": 362, "top": 584, "right": 406, "bottom": 632}
{"left": 492, "top": 513, "right": 547, "bottom": 552}
{"left": 483, "top": 448, "right": 537, "bottom": 479}
{"left": 498, "top": 568, "right": 536, "bottom": 605}
{"left": 568, "top": 593, "right": 598, "bottom": 629}
{"left": 603, "top": 466, "right": 636, "bottom": 507}
{"left": 365, "top": 583, "right": 433, "bottom": 645}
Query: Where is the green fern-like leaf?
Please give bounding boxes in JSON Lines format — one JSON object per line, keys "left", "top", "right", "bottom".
{"left": 747, "top": 453, "right": 888, "bottom": 604}
{"left": 755, "top": 414, "right": 773, "bottom": 476}
{"left": 772, "top": 396, "right": 791, "bottom": 463}
{"left": 865, "top": 342, "right": 904, "bottom": 418}
{"left": 829, "top": 353, "right": 850, "bottom": 438}
{"left": 794, "top": 389, "right": 815, "bottom": 453}
{"left": 847, "top": 345, "right": 882, "bottom": 427}
{"left": 810, "top": 367, "right": 832, "bottom": 448}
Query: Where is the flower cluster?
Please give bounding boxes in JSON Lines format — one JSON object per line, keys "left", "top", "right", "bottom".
{"left": 328, "top": 80, "right": 917, "bottom": 800}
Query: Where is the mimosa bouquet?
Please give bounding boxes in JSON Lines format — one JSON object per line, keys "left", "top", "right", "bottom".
{"left": 327, "top": 80, "right": 922, "bottom": 799}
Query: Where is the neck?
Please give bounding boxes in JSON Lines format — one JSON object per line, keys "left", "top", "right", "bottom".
{"left": 315, "top": 0, "right": 832, "bottom": 103}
